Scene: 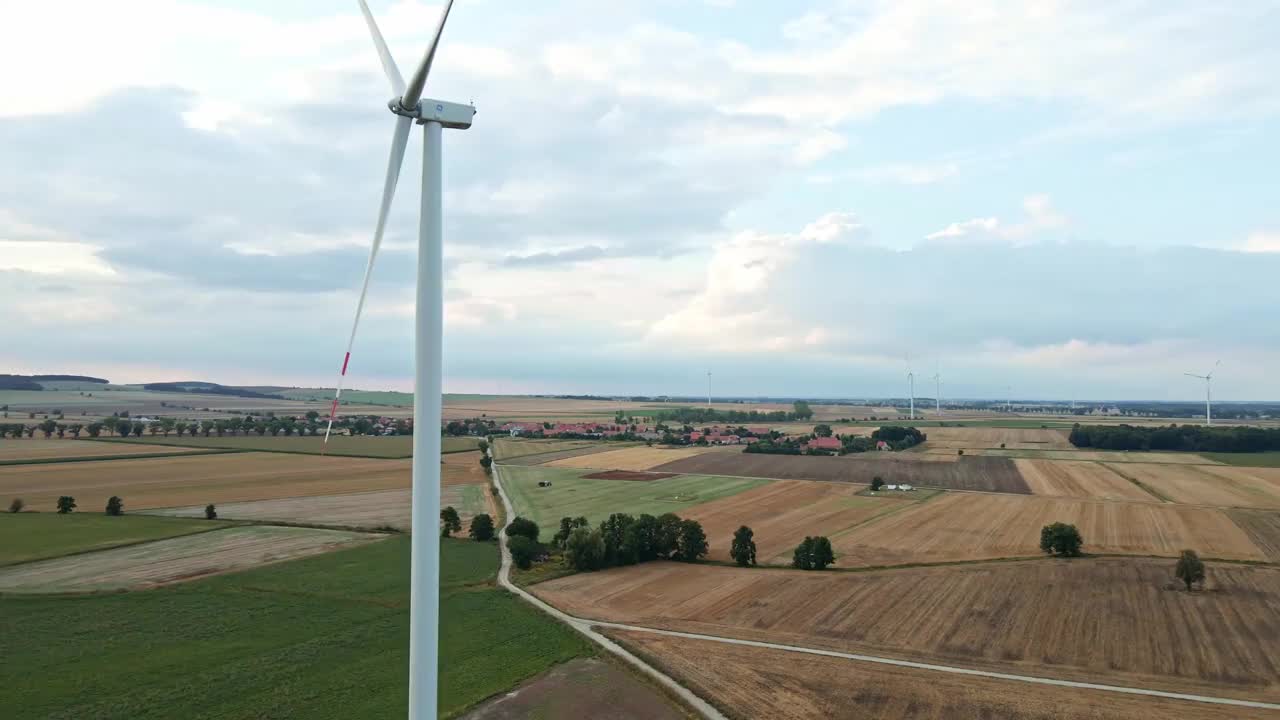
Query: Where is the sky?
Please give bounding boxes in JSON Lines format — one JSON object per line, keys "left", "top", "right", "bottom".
{"left": 2, "top": 0, "right": 1278, "bottom": 401}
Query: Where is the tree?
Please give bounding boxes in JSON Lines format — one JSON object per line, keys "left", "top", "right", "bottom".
{"left": 105, "top": 495, "right": 124, "bottom": 516}
{"left": 205, "top": 504, "right": 217, "bottom": 520}
{"left": 792, "top": 536, "right": 834, "bottom": 570}
{"left": 553, "top": 516, "right": 590, "bottom": 548}
{"left": 8, "top": 498, "right": 24, "bottom": 513}
{"left": 655, "top": 512, "right": 683, "bottom": 559}
{"left": 56, "top": 495, "right": 76, "bottom": 514}
{"left": 793, "top": 537, "right": 815, "bottom": 569}
{"left": 87, "top": 422, "right": 103, "bottom": 438}
{"left": 813, "top": 424, "right": 833, "bottom": 437}
{"left": 131, "top": 421, "right": 144, "bottom": 437}
{"left": 564, "top": 527, "right": 606, "bottom": 571}
{"left": 870, "top": 476, "right": 885, "bottom": 492}
{"left": 1175, "top": 549, "right": 1206, "bottom": 591}
{"left": 792, "top": 400, "right": 813, "bottom": 419}
{"left": 1039, "top": 522, "right": 1084, "bottom": 557}
{"left": 506, "top": 516, "right": 539, "bottom": 542}
{"left": 628, "top": 514, "right": 660, "bottom": 562}
{"left": 440, "top": 506, "right": 462, "bottom": 537}
{"left": 477, "top": 439, "right": 489, "bottom": 453}
{"left": 730, "top": 525, "right": 757, "bottom": 567}
{"left": 479, "top": 455, "right": 493, "bottom": 470}
{"left": 600, "top": 513, "right": 638, "bottom": 566}
{"left": 469, "top": 513, "right": 495, "bottom": 541}
{"left": 508, "top": 535, "right": 536, "bottom": 570}
{"left": 39, "top": 418, "right": 57, "bottom": 438}
{"left": 676, "top": 519, "right": 708, "bottom": 562}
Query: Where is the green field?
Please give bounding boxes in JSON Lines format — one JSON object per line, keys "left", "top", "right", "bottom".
{"left": 89, "top": 435, "right": 480, "bottom": 458}
{"left": 0, "top": 513, "right": 223, "bottom": 566}
{"left": 2, "top": 536, "right": 592, "bottom": 719}
{"left": 499, "top": 465, "right": 768, "bottom": 532}
{"left": 280, "top": 387, "right": 415, "bottom": 406}
{"left": 491, "top": 438, "right": 600, "bottom": 461}
{"left": 1201, "top": 451, "right": 1280, "bottom": 467}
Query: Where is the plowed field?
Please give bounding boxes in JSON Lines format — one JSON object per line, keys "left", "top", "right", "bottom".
{"left": 0, "top": 452, "right": 410, "bottom": 512}
{"left": 680, "top": 480, "right": 911, "bottom": 564}
{"left": 653, "top": 453, "right": 1029, "bottom": 493}
{"left": 1227, "top": 510, "right": 1280, "bottom": 562}
{"left": 1109, "top": 463, "right": 1280, "bottom": 509}
{"left": 538, "top": 558, "right": 1280, "bottom": 701}
{"left": 606, "top": 630, "right": 1278, "bottom": 719}
{"left": 1016, "top": 459, "right": 1156, "bottom": 501}
{"left": 830, "top": 492, "right": 1265, "bottom": 566}
{"left": 547, "top": 445, "right": 723, "bottom": 471}
{"left": 0, "top": 440, "right": 210, "bottom": 462}
{"left": 0, "top": 525, "right": 379, "bottom": 593}
{"left": 921, "top": 426, "right": 1073, "bottom": 450}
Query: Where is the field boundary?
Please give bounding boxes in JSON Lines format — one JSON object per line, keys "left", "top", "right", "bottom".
{"left": 0, "top": 448, "right": 242, "bottom": 466}
{"left": 0, "top": 521, "right": 237, "bottom": 572}
{"left": 1104, "top": 463, "right": 1174, "bottom": 502}
{"left": 77, "top": 436, "right": 476, "bottom": 459}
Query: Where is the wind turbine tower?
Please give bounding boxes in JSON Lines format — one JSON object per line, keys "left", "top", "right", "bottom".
{"left": 706, "top": 370, "right": 712, "bottom": 409}
{"left": 323, "top": 2, "right": 474, "bottom": 717}
{"left": 932, "top": 368, "right": 941, "bottom": 415}
{"left": 906, "top": 358, "right": 915, "bottom": 420}
{"left": 1185, "top": 361, "right": 1220, "bottom": 427}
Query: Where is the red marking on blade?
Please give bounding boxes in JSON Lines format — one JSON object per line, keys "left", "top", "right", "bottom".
{"left": 341, "top": 352, "right": 351, "bottom": 375}
{"left": 328, "top": 399, "right": 340, "bottom": 420}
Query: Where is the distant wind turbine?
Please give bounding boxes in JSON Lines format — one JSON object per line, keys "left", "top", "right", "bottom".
{"left": 321, "top": 2, "right": 474, "bottom": 717}
{"left": 706, "top": 370, "right": 712, "bottom": 409}
{"left": 932, "top": 365, "right": 942, "bottom": 416}
{"left": 906, "top": 355, "right": 915, "bottom": 420}
{"left": 1185, "top": 360, "right": 1220, "bottom": 427}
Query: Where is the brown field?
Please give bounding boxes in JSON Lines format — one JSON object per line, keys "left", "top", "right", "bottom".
{"left": 654, "top": 452, "right": 1029, "bottom": 494}
{"left": 830, "top": 492, "right": 1266, "bottom": 565}
{"left": 1229, "top": 510, "right": 1280, "bottom": 562}
{"left": 921, "top": 426, "right": 1074, "bottom": 450}
{"left": 0, "top": 440, "right": 210, "bottom": 462}
{"left": 0, "top": 525, "right": 379, "bottom": 593}
{"left": 606, "top": 630, "right": 1278, "bottom": 719}
{"left": 146, "top": 490, "right": 413, "bottom": 529}
{"left": 581, "top": 470, "right": 678, "bottom": 481}
{"left": 499, "top": 444, "right": 625, "bottom": 466}
{"left": 1108, "top": 463, "right": 1280, "bottom": 509}
{"left": 490, "top": 438, "right": 599, "bottom": 461}
{"left": 540, "top": 558, "right": 1280, "bottom": 702}
{"left": 1016, "top": 459, "right": 1157, "bottom": 501}
{"left": 927, "top": 447, "right": 1220, "bottom": 464}
{"left": 547, "top": 445, "right": 724, "bottom": 471}
{"left": 681, "top": 480, "right": 911, "bottom": 564}
{"left": 460, "top": 656, "right": 687, "bottom": 720}
{"left": 0, "top": 452, "right": 410, "bottom": 512}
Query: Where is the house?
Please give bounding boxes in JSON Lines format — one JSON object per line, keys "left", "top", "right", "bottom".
{"left": 887, "top": 484, "right": 899, "bottom": 490}
{"left": 742, "top": 436, "right": 759, "bottom": 444}
{"left": 688, "top": 431, "right": 704, "bottom": 442}
{"left": 807, "top": 436, "right": 842, "bottom": 452}
{"left": 876, "top": 440, "right": 891, "bottom": 451}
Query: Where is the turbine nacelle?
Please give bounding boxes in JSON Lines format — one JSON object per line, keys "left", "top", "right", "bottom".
{"left": 388, "top": 97, "right": 476, "bottom": 129}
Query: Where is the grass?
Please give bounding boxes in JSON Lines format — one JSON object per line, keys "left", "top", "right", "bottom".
{"left": 1202, "top": 451, "right": 1280, "bottom": 467}
{"left": 0, "top": 513, "right": 224, "bottom": 566}
{"left": 87, "top": 434, "right": 480, "bottom": 458}
{"left": 1, "top": 536, "right": 592, "bottom": 719}
{"left": 499, "top": 465, "right": 768, "bottom": 531}
{"left": 279, "top": 388, "right": 415, "bottom": 407}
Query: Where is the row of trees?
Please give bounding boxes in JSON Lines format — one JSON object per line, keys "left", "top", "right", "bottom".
{"left": 0, "top": 412, "right": 421, "bottom": 440}
{"left": 549, "top": 513, "right": 709, "bottom": 572}
{"left": 1069, "top": 423, "right": 1280, "bottom": 453}
{"left": 653, "top": 401, "right": 814, "bottom": 425}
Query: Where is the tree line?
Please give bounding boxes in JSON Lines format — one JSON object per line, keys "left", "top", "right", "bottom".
{"left": 1069, "top": 423, "right": 1280, "bottom": 453}
{"left": 653, "top": 401, "right": 814, "bottom": 425}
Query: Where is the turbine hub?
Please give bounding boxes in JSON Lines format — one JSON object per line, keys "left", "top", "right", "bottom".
{"left": 387, "top": 97, "right": 476, "bottom": 130}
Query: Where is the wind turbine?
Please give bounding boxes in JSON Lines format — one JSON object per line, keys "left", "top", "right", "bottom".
{"left": 322, "top": 2, "right": 474, "bottom": 717}
{"left": 906, "top": 356, "right": 915, "bottom": 420}
{"left": 706, "top": 370, "right": 712, "bottom": 409}
{"left": 1185, "top": 361, "right": 1220, "bottom": 427}
{"left": 932, "top": 364, "right": 941, "bottom": 416}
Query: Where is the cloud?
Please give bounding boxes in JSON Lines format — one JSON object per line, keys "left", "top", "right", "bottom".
{"left": 1239, "top": 232, "right": 1280, "bottom": 253}
{"left": 925, "top": 194, "right": 1067, "bottom": 243}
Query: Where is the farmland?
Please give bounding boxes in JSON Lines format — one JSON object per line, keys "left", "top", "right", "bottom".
{"left": 92, "top": 434, "right": 479, "bottom": 457}
{"left": 146, "top": 490, "right": 412, "bottom": 530}
{"left": 607, "top": 630, "right": 1277, "bottom": 720}
{"left": 498, "top": 465, "right": 767, "bottom": 531}
{"left": 0, "top": 513, "right": 221, "bottom": 566}
{"left": 0, "top": 452, "right": 410, "bottom": 512}
{"left": 1107, "top": 463, "right": 1280, "bottom": 509}
{"left": 828, "top": 492, "right": 1266, "bottom": 566}
{"left": 653, "top": 452, "right": 1031, "bottom": 494}
{"left": 490, "top": 437, "right": 600, "bottom": 461}
{"left": 2, "top": 537, "right": 599, "bottom": 719}
{"left": 1015, "top": 459, "right": 1157, "bottom": 501}
{"left": 680, "top": 480, "right": 911, "bottom": 564}
{"left": 0, "top": 525, "right": 380, "bottom": 593}
{"left": 538, "top": 558, "right": 1280, "bottom": 702}
{"left": 929, "top": 447, "right": 1221, "bottom": 464}
{"left": 918, "top": 426, "right": 1073, "bottom": 450}
{"left": 1229, "top": 510, "right": 1280, "bottom": 562}
{"left": 546, "top": 444, "right": 726, "bottom": 471}
{"left": 0, "top": 439, "right": 215, "bottom": 463}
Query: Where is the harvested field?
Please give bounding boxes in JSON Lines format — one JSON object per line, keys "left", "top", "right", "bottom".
{"left": 1016, "top": 459, "right": 1156, "bottom": 501}
{"left": 929, "top": 447, "right": 1221, "bottom": 464}
{"left": 499, "top": 445, "right": 624, "bottom": 466}
{"left": 0, "top": 525, "right": 380, "bottom": 593}
{"left": 1228, "top": 510, "right": 1280, "bottom": 562}
{"left": 581, "top": 470, "right": 678, "bottom": 481}
{"left": 921, "top": 426, "right": 1073, "bottom": 450}
{"left": 0, "top": 440, "right": 211, "bottom": 463}
{"left": 830, "top": 492, "right": 1266, "bottom": 565}
{"left": 0, "top": 452, "right": 409, "bottom": 513}
{"left": 1108, "top": 463, "right": 1280, "bottom": 509}
{"left": 499, "top": 465, "right": 766, "bottom": 531}
{"left": 146, "top": 490, "right": 413, "bottom": 530}
{"left": 547, "top": 445, "right": 723, "bottom": 471}
{"left": 459, "top": 657, "right": 685, "bottom": 720}
{"left": 491, "top": 438, "right": 599, "bottom": 461}
{"left": 0, "top": 513, "right": 222, "bottom": 566}
{"left": 606, "top": 630, "right": 1278, "bottom": 719}
{"left": 540, "top": 558, "right": 1280, "bottom": 702}
{"left": 681, "top": 480, "right": 911, "bottom": 564}
{"left": 89, "top": 434, "right": 472, "bottom": 458}
{"left": 653, "top": 452, "right": 1029, "bottom": 494}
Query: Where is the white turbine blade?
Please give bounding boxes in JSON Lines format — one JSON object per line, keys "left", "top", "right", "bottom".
{"left": 401, "top": 0, "right": 455, "bottom": 109}
{"left": 323, "top": 114, "right": 414, "bottom": 448}
{"left": 358, "top": 0, "right": 405, "bottom": 95}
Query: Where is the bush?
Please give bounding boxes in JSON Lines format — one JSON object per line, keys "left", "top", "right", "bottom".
{"left": 204, "top": 504, "right": 217, "bottom": 520}
{"left": 957, "top": 449, "right": 964, "bottom": 456}
{"left": 1039, "top": 522, "right": 1083, "bottom": 557}
{"left": 870, "top": 476, "right": 884, "bottom": 492}
{"left": 440, "top": 506, "right": 462, "bottom": 537}
{"left": 469, "top": 513, "right": 495, "bottom": 541}
{"left": 508, "top": 535, "right": 536, "bottom": 570}
{"left": 56, "top": 496, "right": 76, "bottom": 514}
{"left": 105, "top": 496, "right": 124, "bottom": 516}
{"left": 564, "top": 527, "right": 606, "bottom": 571}
{"left": 506, "top": 516, "right": 539, "bottom": 542}
{"left": 8, "top": 498, "right": 24, "bottom": 514}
